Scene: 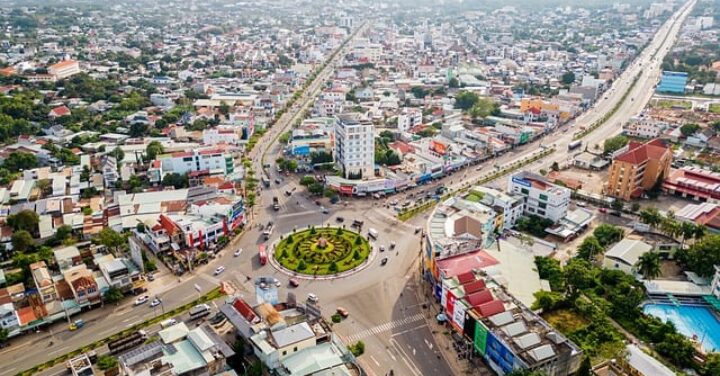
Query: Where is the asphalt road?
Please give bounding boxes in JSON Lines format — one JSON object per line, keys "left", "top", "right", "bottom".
{"left": 0, "top": 2, "right": 695, "bottom": 373}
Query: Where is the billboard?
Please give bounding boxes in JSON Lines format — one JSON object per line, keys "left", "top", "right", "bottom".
{"left": 452, "top": 300, "right": 467, "bottom": 331}
{"left": 511, "top": 176, "right": 531, "bottom": 188}
{"left": 474, "top": 320, "right": 489, "bottom": 355}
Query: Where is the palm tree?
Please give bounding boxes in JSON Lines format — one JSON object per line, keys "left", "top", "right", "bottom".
{"left": 679, "top": 221, "right": 696, "bottom": 249}
{"left": 693, "top": 225, "right": 706, "bottom": 243}
{"left": 660, "top": 218, "right": 680, "bottom": 240}
{"left": 639, "top": 207, "right": 662, "bottom": 229}
{"left": 637, "top": 252, "right": 661, "bottom": 280}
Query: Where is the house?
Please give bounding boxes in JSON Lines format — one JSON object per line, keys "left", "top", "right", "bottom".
{"left": 602, "top": 238, "right": 653, "bottom": 275}
{"left": 54, "top": 246, "right": 82, "bottom": 271}
{"left": 48, "top": 60, "right": 81, "bottom": 80}
{"left": 508, "top": 171, "right": 571, "bottom": 223}
{"left": 62, "top": 265, "right": 100, "bottom": 305}
{"left": 30, "top": 261, "right": 57, "bottom": 303}
{"left": 0, "top": 303, "right": 20, "bottom": 331}
{"left": 48, "top": 106, "right": 72, "bottom": 119}
{"left": 96, "top": 255, "right": 142, "bottom": 292}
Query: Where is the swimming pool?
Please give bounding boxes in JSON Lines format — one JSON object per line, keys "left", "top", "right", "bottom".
{"left": 643, "top": 303, "right": 720, "bottom": 353}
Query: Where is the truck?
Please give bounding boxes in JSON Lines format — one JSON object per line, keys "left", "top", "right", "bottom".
{"left": 272, "top": 197, "right": 280, "bottom": 210}
{"left": 568, "top": 140, "right": 583, "bottom": 151}
{"left": 258, "top": 244, "right": 268, "bottom": 265}
{"left": 263, "top": 222, "right": 274, "bottom": 240}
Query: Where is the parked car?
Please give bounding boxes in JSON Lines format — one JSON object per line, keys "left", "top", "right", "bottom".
{"left": 381, "top": 257, "right": 388, "bottom": 266}
{"left": 234, "top": 249, "right": 243, "bottom": 257}
{"left": 289, "top": 278, "right": 300, "bottom": 287}
{"left": 146, "top": 274, "right": 155, "bottom": 282}
{"left": 390, "top": 241, "right": 396, "bottom": 249}
{"left": 379, "top": 245, "right": 385, "bottom": 252}
{"left": 336, "top": 216, "right": 344, "bottom": 222}
{"left": 214, "top": 266, "right": 226, "bottom": 275}
{"left": 209, "top": 312, "right": 226, "bottom": 325}
{"left": 135, "top": 296, "right": 149, "bottom": 305}
{"left": 307, "top": 293, "right": 319, "bottom": 303}
{"left": 352, "top": 220, "right": 364, "bottom": 227}
{"left": 598, "top": 207, "right": 608, "bottom": 213}
{"left": 160, "top": 319, "right": 177, "bottom": 328}
{"left": 321, "top": 207, "right": 329, "bottom": 214}
{"left": 336, "top": 307, "right": 349, "bottom": 318}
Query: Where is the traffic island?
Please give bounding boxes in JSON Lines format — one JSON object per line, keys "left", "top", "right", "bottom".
{"left": 271, "top": 227, "right": 373, "bottom": 279}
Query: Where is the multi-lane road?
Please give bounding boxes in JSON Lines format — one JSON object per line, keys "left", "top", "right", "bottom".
{"left": 1, "top": 2, "right": 696, "bottom": 375}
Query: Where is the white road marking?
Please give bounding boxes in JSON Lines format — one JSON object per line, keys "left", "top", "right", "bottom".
{"left": 369, "top": 355, "right": 381, "bottom": 367}
{"left": 389, "top": 338, "right": 423, "bottom": 376}
{"left": 424, "top": 339, "right": 434, "bottom": 350}
{"left": 344, "top": 313, "right": 424, "bottom": 342}
{"left": 126, "top": 320, "right": 141, "bottom": 327}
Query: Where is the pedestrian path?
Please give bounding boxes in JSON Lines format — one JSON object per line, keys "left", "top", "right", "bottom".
{"left": 345, "top": 313, "right": 425, "bottom": 342}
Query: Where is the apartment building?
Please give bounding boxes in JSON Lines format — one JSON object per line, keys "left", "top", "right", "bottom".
{"left": 623, "top": 116, "right": 668, "bottom": 139}
{"left": 397, "top": 107, "right": 423, "bottom": 133}
{"left": 334, "top": 113, "right": 374, "bottom": 179}
{"left": 605, "top": 139, "right": 672, "bottom": 200}
{"left": 469, "top": 186, "right": 524, "bottom": 229}
{"left": 202, "top": 128, "right": 240, "bottom": 145}
{"left": 48, "top": 59, "right": 81, "bottom": 80}
{"left": 508, "top": 171, "right": 571, "bottom": 223}
{"left": 148, "top": 149, "right": 234, "bottom": 183}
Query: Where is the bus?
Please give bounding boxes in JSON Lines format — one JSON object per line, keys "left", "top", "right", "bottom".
{"left": 568, "top": 140, "right": 583, "bottom": 151}
{"left": 258, "top": 244, "right": 267, "bottom": 266}
{"left": 189, "top": 304, "right": 211, "bottom": 320}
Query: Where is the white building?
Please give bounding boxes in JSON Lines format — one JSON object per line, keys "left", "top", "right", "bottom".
{"left": 334, "top": 113, "right": 374, "bottom": 179}
{"left": 470, "top": 186, "right": 524, "bottom": 229}
{"left": 149, "top": 149, "right": 234, "bottom": 182}
{"left": 508, "top": 171, "right": 571, "bottom": 222}
{"left": 0, "top": 303, "right": 20, "bottom": 331}
{"left": 150, "top": 93, "right": 175, "bottom": 108}
{"left": 48, "top": 59, "right": 81, "bottom": 80}
{"left": 603, "top": 238, "right": 653, "bottom": 275}
{"left": 623, "top": 115, "right": 668, "bottom": 139}
{"left": 203, "top": 128, "right": 240, "bottom": 145}
{"left": 397, "top": 108, "right": 423, "bottom": 133}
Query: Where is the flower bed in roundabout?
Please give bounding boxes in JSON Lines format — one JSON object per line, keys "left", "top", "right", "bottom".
{"left": 274, "top": 226, "right": 371, "bottom": 275}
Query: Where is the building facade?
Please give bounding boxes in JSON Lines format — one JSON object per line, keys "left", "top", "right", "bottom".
{"left": 656, "top": 71, "right": 688, "bottom": 94}
{"left": 606, "top": 139, "right": 672, "bottom": 201}
{"left": 508, "top": 171, "right": 570, "bottom": 222}
{"left": 334, "top": 113, "right": 374, "bottom": 179}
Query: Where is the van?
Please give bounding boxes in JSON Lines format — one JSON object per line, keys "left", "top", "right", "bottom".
{"left": 160, "top": 318, "right": 178, "bottom": 328}
{"left": 368, "top": 228, "right": 378, "bottom": 239}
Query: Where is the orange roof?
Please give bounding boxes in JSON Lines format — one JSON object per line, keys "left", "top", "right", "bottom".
{"left": 49, "top": 60, "right": 78, "bottom": 70}
{"left": 0, "top": 67, "right": 16, "bottom": 76}
{"left": 614, "top": 139, "right": 669, "bottom": 165}
{"left": 17, "top": 306, "right": 37, "bottom": 325}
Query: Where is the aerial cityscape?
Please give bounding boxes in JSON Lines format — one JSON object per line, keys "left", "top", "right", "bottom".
{"left": 0, "top": 0, "right": 719, "bottom": 375}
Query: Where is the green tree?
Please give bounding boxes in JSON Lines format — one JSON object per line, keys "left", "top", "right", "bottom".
{"left": 329, "top": 261, "right": 338, "bottom": 273}
{"left": 129, "top": 122, "right": 148, "bottom": 137}
{"left": 112, "top": 147, "right": 125, "bottom": 164}
{"left": 308, "top": 182, "right": 324, "bottom": 195}
{"left": 300, "top": 176, "right": 315, "bottom": 186}
{"left": 11, "top": 230, "right": 34, "bottom": 253}
{"left": 682, "top": 234, "right": 720, "bottom": 277}
{"left": 54, "top": 225, "right": 73, "bottom": 244}
{"left": 564, "top": 258, "right": 596, "bottom": 298}
{"left": 534, "top": 256, "right": 565, "bottom": 291}
{"left": 611, "top": 200, "right": 624, "bottom": 212}
{"left": 3, "top": 151, "right": 38, "bottom": 172}
{"left": 639, "top": 207, "right": 662, "bottom": 229}
{"left": 7, "top": 210, "right": 40, "bottom": 233}
{"left": 103, "top": 286, "right": 124, "bottom": 304}
{"left": 577, "top": 235, "right": 604, "bottom": 261}
{"left": 97, "top": 228, "right": 125, "bottom": 256}
{"left": 145, "top": 141, "right": 164, "bottom": 161}
{"left": 468, "top": 97, "right": 496, "bottom": 119}
{"left": 531, "top": 290, "right": 566, "bottom": 311}
{"left": 603, "top": 135, "right": 629, "bottom": 155}
{"left": 410, "top": 86, "right": 428, "bottom": 99}
{"left": 162, "top": 172, "right": 188, "bottom": 188}
{"left": 96, "top": 355, "right": 118, "bottom": 370}
{"left": 679, "top": 123, "right": 700, "bottom": 137}
{"left": 561, "top": 71, "right": 576, "bottom": 85}
{"left": 637, "top": 252, "right": 661, "bottom": 280}
{"left": 448, "top": 77, "right": 459, "bottom": 88}
{"left": 454, "top": 91, "right": 479, "bottom": 110}
{"left": 593, "top": 224, "right": 624, "bottom": 247}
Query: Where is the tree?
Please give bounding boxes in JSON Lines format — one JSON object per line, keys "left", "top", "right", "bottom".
{"left": 3, "top": 151, "right": 38, "bottom": 172}
{"left": 448, "top": 77, "right": 459, "bottom": 88}
{"left": 7, "top": 209, "right": 40, "bottom": 233}
{"left": 54, "top": 225, "right": 73, "bottom": 244}
{"left": 145, "top": 141, "right": 164, "bottom": 161}
{"left": 329, "top": 261, "right": 338, "bottom": 273}
{"left": 97, "top": 228, "right": 125, "bottom": 256}
{"left": 577, "top": 356, "right": 592, "bottom": 376}
{"left": 679, "top": 123, "right": 700, "bottom": 137}
{"left": 96, "top": 355, "right": 118, "bottom": 371}
{"left": 308, "top": 182, "right": 324, "bottom": 195}
{"left": 162, "top": 172, "right": 188, "bottom": 188}
{"left": 454, "top": 91, "right": 479, "bottom": 110}
{"left": 410, "top": 86, "right": 428, "bottom": 99}
{"left": 468, "top": 98, "right": 496, "bottom": 119}
{"left": 531, "top": 290, "right": 566, "bottom": 312}
{"left": 564, "top": 258, "right": 596, "bottom": 298}
{"left": 11, "top": 230, "right": 34, "bottom": 253}
{"left": 561, "top": 71, "right": 576, "bottom": 85}
{"left": 631, "top": 202, "right": 641, "bottom": 212}
{"left": 129, "top": 122, "right": 148, "bottom": 137}
{"left": 637, "top": 252, "right": 661, "bottom": 280}
{"left": 576, "top": 236, "right": 604, "bottom": 261}
{"left": 682, "top": 234, "right": 720, "bottom": 277}
{"left": 550, "top": 162, "right": 559, "bottom": 171}
{"left": 112, "top": 147, "right": 125, "bottom": 165}
{"left": 593, "top": 224, "right": 624, "bottom": 247}
{"left": 611, "top": 199, "right": 624, "bottom": 212}
{"left": 103, "top": 286, "right": 124, "bottom": 304}
{"left": 300, "top": 176, "right": 316, "bottom": 186}
{"left": 639, "top": 207, "right": 662, "bottom": 229}
{"left": 603, "top": 135, "right": 629, "bottom": 155}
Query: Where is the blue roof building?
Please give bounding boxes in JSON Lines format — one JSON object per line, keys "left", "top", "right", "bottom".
{"left": 656, "top": 71, "right": 688, "bottom": 94}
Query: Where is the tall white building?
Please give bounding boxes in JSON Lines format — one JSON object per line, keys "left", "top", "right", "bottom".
{"left": 397, "top": 108, "right": 422, "bottom": 133}
{"left": 470, "top": 186, "right": 524, "bottom": 229}
{"left": 334, "top": 113, "right": 374, "bottom": 179}
{"left": 508, "top": 171, "right": 571, "bottom": 223}
{"left": 148, "top": 149, "right": 234, "bottom": 182}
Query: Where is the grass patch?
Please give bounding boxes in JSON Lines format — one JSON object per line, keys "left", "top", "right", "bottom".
{"left": 275, "top": 227, "right": 370, "bottom": 275}
{"left": 543, "top": 308, "right": 625, "bottom": 363}
{"left": 709, "top": 103, "right": 720, "bottom": 114}
{"left": 650, "top": 99, "right": 692, "bottom": 109}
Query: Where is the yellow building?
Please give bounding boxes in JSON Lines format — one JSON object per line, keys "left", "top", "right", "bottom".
{"left": 605, "top": 139, "right": 672, "bottom": 201}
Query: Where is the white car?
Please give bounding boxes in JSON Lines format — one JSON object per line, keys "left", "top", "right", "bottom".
{"left": 307, "top": 293, "right": 319, "bottom": 303}
{"left": 134, "top": 295, "right": 149, "bottom": 306}
{"left": 214, "top": 266, "right": 226, "bottom": 275}
{"left": 234, "top": 248, "right": 243, "bottom": 257}
{"left": 150, "top": 298, "right": 161, "bottom": 308}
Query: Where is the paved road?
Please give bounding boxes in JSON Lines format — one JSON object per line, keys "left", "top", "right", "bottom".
{"left": 0, "top": 2, "right": 694, "bottom": 373}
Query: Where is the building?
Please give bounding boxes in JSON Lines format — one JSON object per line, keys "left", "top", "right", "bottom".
{"left": 469, "top": 186, "right": 524, "bottom": 229}
{"left": 675, "top": 202, "right": 720, "bottom": 232}
{"left": 508, "top": 171, "right": 571, "bottom": 223}
{"left": 96, "top": 255, "right": 142, "bottom": 292}
{"left": 602, "top": 238, "right": 653, "bottom": 275}
{"left": 62, "top": 265, "right": 100, "bottom": 305}
{"left": 30, "top": 261, "right": 57, "bottom": 303}
{"left": 0, "top": 303, "right": 20, "bottom": 331}
{"left": 334, "top": 113, "right": 374, "bottom": 179}
{"left": 592, "top": 344, "right": 675, "bottom": 376}
{"left": 397, "top": 108, "right": 423, "bottom": 133}
{"left": 623, "top": 115, "right": 668, "bottom": 139}
{"left": 148, "top": 149, "right": 235, "bottom": 183}
{"left": 663, "top": 167, "right": 720, "bottom": 203}
{"left": 656, "top": 71, "right": 688, "bottom": 94}
{"left": 605, "top": 139, "right": 672, "bottom": 200}
{"left": 712, "top": 266, "right": 720, "bottom": 299}
{"left": 48, "top": 60, "right": 81, "bottom": 80}
{"left": 202, "top": 128, "right": 240, "bottom": 145}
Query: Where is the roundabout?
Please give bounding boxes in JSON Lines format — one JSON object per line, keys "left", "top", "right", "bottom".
{"left": 272, "top": 226, "right": 372, "bottom": 277}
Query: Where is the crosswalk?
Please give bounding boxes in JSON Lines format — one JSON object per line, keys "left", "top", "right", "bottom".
{"left": 345, "top": 313, "right": 425, "bottom": 342}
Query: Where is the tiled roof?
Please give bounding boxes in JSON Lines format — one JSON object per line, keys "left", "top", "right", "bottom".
{"left": 614, "top": 139, "right": 669, "bottom": 165}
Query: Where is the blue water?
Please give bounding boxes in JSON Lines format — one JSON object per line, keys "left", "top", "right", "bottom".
{"left": 643, "top": 303, "right": 720, "bottom": 352}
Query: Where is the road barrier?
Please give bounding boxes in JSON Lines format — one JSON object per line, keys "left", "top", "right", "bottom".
{"left": 397, "top": 148, "right": 555, "bottom": 221}
{"left": 16, "top": 288, "right": 225, "bottom": 376}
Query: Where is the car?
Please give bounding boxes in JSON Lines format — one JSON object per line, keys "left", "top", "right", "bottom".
{"left": 389, "top": 200, "right": 398, "bottom": 206}
{"left": 598, "top": 207, "right": 608, "bottom": 213}
{"left": 69, "top": 319, "right": 85, "bottom": 331}
{"left": 289, "top": 277, "right": 300, "bottom": 287}
{"left": 336, "top": 216, "right": 344, "bottom": 222}
{"left": 414, "top": 227, "right": 421, "bottom": 234}
{"left": 285, "top": 190, "right": 293, "bottom": 196}
{"left": 147, "top": 274, "right": 155, "bottom": 282}
{"left": 381, "top": 257, "right": 388, "bottom": 266}
{"left": 150, "top": 298, "right": 161, "bottom": 308}
{"left": 336, "top": 307, "right": 349, "bottom": 318}
{"left": 214, "top": 266, "right": 226, "bottom": 275}
{"left": 379, "top": 245, "right": 385, "bottom": 252}
{"left": 390, "top": 241, "right": 396, "bottom": 249}
{"left": 321, "top": 207, "right": 329, "bottom": 214}
{"left": 160, "top": 318, "right": 178, "bottom": 328}
{"left": 135, "top": 295, "right": 149, "bottom": 305}
{"left": 234, "top": 248, "right": 243, "bottom": 257}
{"left": 315, "top": 200, "right": 321, "bottom": 206}
{"left": 351, "top": 219, "right": 364, "bottom": 227}
{"left": 209, "top": 312, "right": 226, "bottom": 325}
{"left": 274, "top": 178, "right": 281, "bottom": 184}
{"left": 307, "top": 293, "right": 319, "bottom": 303}
{"left": 275, "top": 279, "right": 282, "bottom": 287}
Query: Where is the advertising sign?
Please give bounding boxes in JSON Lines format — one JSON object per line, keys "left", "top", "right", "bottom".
{"left": 474, "top": 320, "right": 489, "bottom": 355}
{"left": 452, "top": 300, "right": 467, "bottom": 331}
{"left": 511, "top": 176, "right": 531, "bottom": 188}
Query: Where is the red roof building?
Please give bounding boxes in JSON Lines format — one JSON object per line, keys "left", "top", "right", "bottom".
{"left": 606, "top": 139, "right": 672, "bottom": 200}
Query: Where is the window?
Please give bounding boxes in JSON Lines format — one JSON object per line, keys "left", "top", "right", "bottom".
{"left": 293, "top": 347, "right": 298, "bottom": 352}
{"left": 282, "top": 351, "right": 287, "bottom": 356}
{"left": 520, "top": 188, "right": 529, "bottom": 195}
{"left": 539, "top": 202, "right": 547, "bottom": 209}
{"left": 539, "top": 194, "right": 548, "bottom": 201}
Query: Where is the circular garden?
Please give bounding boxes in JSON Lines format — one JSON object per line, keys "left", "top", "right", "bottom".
{"left": 274, "top": 227, "right": 371, "bottom": 275}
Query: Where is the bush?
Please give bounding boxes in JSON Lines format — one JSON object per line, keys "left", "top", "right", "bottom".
{"left": 96, "top": 355, "right": 118, "bottom": 370}
{"left": 350, "top": 341, "right": 365, "bottom": 356}
{"left": 331, "top": 314, "right": 342, "bottom": 323}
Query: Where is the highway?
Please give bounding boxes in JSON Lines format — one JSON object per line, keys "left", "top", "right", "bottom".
{"left": 0, "top": 1, "right": 695, "bottom": 374}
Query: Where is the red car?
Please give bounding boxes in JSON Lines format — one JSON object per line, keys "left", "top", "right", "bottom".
{"left": 289, "top": 278, "right": 300, "bottom": 287}
{"left": 598, "top": 207, "right": 608, "bottom": 213}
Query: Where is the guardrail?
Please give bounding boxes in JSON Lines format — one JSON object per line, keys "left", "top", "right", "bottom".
{"left": 16, "top": 288, "right": 225, "bottom": 376}
{"left": 397, "top": 148, "right": 555, "bottom": 221}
